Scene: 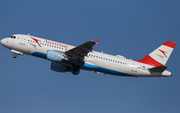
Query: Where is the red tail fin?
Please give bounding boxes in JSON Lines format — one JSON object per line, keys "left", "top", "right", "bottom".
{"left": 137, "top": 41, "right": 176, "bottom": 67}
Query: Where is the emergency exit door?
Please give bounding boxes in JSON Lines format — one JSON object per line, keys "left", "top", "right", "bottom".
{"left": 20, "top": 35, "right": 27, "bottom": 45}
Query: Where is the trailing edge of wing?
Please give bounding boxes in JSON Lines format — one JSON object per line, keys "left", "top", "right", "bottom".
{"left": 65, "top": 40, "right": 99, "bottom": 64}
{"left": 148, "top": 66, "right": 167, "bottom": 73}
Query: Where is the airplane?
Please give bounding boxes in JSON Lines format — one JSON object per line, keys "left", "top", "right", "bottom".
{"left": 1, "top": 34, "right": 176, "bottom": 77}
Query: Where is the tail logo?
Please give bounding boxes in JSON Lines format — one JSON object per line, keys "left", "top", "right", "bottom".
{"left": 137, "top": 41, "right": 176, "bottom": 67}
{"left": 158, "top": 49, "right": 167, "bottom": 59}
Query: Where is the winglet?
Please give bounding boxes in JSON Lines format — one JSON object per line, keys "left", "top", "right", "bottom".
{"left": 94, "top": 40, "right": 100, "bottom": 45}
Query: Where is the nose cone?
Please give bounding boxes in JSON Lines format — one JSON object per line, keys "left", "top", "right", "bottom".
{"left": 1, "top": 38, "right": 6, "bottom": 47}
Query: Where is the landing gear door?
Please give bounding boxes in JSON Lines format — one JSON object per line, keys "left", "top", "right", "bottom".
{"left": 131, "top": 62, "right": 139, "bottom": 72}
{"left": 20, "top": 35, "right": 27, "bottom": 45}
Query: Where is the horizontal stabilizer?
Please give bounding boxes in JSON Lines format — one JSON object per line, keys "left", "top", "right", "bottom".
{"left": 149, "top": 66, "right": 167, "bottom": 72}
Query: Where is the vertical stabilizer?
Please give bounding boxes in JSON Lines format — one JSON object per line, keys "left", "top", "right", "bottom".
{"left": 137, "top": 41, "right": 176, "bottom": 66}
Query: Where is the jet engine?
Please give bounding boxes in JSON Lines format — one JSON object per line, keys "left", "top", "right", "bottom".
{"left": 47, "top": 50, "right": 80, "bottom": 75}
{"left": 51, "top": 62, "right": 67, "bottom": 72}
{"left": 47, "top": 50, "right": 68, "bottom": 62}
{"left": 50, "top": 62, "right": 80, "bottom": 74}
{"left": 71, "top": 64, "right": 80, "bottom": 75}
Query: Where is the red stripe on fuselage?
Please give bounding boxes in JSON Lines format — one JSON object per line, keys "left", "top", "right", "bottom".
{"left": 31, "top": 37, "right": 41, "bottom": 47}
{"left": 137, "top": 55, "right": 164, "bottom": 67}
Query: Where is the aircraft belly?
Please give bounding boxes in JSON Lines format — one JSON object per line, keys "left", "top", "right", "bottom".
{"left": 85, "top": 57, "right": 158, "bottom": 77}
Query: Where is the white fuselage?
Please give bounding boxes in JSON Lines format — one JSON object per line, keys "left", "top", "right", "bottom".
{"left": 1, "top": 34, "right": 172, "bottom": 77}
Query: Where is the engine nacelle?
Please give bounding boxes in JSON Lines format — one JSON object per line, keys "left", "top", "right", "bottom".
{"left": 51, "top": 62, "right": 67, "bottom": 72}
{"left": 71, "top": 64, "right": 80, "bottom": 75}
{"left": 47, "top": 50, "right": 67, "bottom": 62}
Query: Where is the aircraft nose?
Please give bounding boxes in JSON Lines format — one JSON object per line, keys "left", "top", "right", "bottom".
{"left": 1, "top": 38, "right": 6, "bottom": 46}
{"left": 0, "top": 38, "right": 9, "bottom": 47}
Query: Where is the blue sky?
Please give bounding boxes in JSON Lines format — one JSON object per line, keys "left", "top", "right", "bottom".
{"left": 0, "top": 0, "right": 180, "bottom": 113}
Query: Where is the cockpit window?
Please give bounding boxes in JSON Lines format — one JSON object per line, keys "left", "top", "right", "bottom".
{"left": 10, "top": 36, "right": 16, "bottom": 39}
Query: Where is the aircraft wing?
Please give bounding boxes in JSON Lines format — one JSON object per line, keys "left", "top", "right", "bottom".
{"left": 65, "top": 40, "right": 99, "bottom": 64}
